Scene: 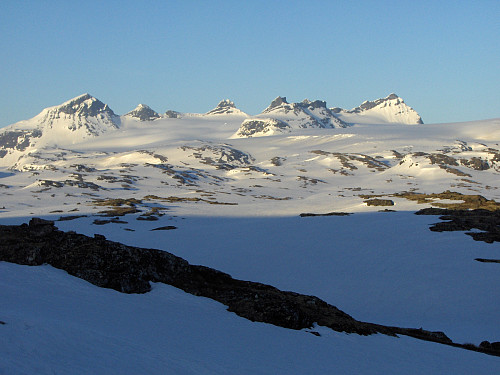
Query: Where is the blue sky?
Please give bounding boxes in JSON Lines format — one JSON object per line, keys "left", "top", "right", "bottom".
{"left": 1, "top": 0, "right": 498, "bottom": 127}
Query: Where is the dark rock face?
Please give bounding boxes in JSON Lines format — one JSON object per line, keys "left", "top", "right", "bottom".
{"left": 0, "top": 129, "right": 42, "bottom": 154}
{"left": 299, "top": 99, "right": 327, "bottom": 109}
{"left": 460, "top": 157, "right": 490, "bottom": 171}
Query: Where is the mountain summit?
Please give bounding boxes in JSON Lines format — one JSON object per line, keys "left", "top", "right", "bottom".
{"left": 55, "top": 93, "right": 117, "bottom": 119}
{"left": 234, "top": 96, "right": 348, "bottom": 137}
{"left": 206, "top": 100, "right": 247, "bottom": 116}
{"left": 125, "top": 104, "right": 160, "bottom": 121}
{"left": 36, "top": 93, "right": 120, "bottom": 136}
{"left": 0, "top": 94, "right": 120, "bottom": 159}
{"left": 332, "top": 94, "right": 423, "bottom": 125}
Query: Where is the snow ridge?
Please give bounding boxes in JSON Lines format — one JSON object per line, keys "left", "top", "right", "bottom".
{"left": 332, "top": 94, "right": 423, "bottom": 125}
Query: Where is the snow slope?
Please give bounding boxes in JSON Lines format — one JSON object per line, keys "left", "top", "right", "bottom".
{"left": 0, "top": 260, "right": 497, "bottom": 375}
{"left": 332, "top": 93, "right": 424, "bottom": 125}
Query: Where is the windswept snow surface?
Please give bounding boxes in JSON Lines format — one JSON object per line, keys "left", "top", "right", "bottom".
{"left": 0, "top": 96, "right": 500, "bottom": 373}
{"left": 1, "top": 211, "right": 500, "bottom": 373}
{"left": 2, "top": 262, "right": 497, "bottom": 374}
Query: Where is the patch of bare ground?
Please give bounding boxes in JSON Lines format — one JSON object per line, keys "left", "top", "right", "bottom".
{"left": 394, "top": 191, "right": 500, "bottom": 210}
{"left": 252, "top": 195, "right": 292, "bottom": 200}
{"left": 364, "top": 199, "right": 394, "bottom": 207}
{"left": 91, "top": 198, "right": 142, "bottom": 216}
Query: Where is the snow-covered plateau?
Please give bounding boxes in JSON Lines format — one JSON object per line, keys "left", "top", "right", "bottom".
{"left": 0, "top": 94, "right": 499, "bottom": 374}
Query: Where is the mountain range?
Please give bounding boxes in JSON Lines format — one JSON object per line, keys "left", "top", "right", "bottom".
{"left": 0, "top": 93, "right": 499, "bottom": 374}
{"left": 0, "top": 93, "right": 422, "bottom": 156}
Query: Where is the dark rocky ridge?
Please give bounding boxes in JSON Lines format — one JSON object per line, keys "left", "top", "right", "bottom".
{"left": 1, "top": 218, "right": 499, "bottom": 356}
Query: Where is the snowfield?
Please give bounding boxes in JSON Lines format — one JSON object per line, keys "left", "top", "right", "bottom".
{"left": 0, "top": 94, "right": 499, "bottom": 373}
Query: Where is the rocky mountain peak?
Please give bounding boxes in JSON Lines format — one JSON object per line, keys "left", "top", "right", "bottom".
{"left": 218, "top": 99, "right": 236, "bottom": 108}
{"left": 56, "top": 94, "right": 116, "bottom": 118}
{"left": 125, "top": 104, "right": 160, "bottom": 121}
{"left": 299, "top": 99, "right": 327, "bottom": 109}
{"left": 358, "top": 93, "right": 402, "bottom": 112}
{"left": 263, "top": 96, "right": 289, "bottom": 113}
{"left": 206, "top": 99, "right": 245, "bottom": 115}
{"left": 332, "top": 94, "right": 423, "bottom": 125}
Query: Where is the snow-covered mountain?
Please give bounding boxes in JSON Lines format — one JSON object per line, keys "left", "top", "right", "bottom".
{"left": 233, "top": 97, "right": 348, "bottom": 137}
{"left": 332, "top": 93, "right": 423, "bottom": 125}
{"left": 0, "top": 94, "right": 120, "bottom": 159}
{"left": 205, "top": 99, "right": 248, "bottom": 116}
{"left": 124, "top": 104, "right": 160, "bottom": 121}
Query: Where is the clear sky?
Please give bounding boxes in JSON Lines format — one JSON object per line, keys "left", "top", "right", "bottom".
{"left": 1, "top": 0, "right": 498, "bottom": 127}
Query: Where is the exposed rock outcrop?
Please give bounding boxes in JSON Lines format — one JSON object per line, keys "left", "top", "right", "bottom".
{"left": 416, "top": 208, "right": 500, "bottom": 243}
{"left": 235, "top": 118, "right": 291, "bottom": 137}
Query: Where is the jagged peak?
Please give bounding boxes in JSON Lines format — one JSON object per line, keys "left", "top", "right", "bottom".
{"left": 358, "top": 94, "right": 405, "bottom": 111}
{"left": 58, "top": 93, "right": 97, "bottom": 108}
{"left": 206, "top": 99, "right": 245, "bottom": 115}
{"left": 217, "top": 99, "right": 236, "bottom": 108}
{"left": 125, "top": 104, "right": 160, "bottom": 121}
{"left": 299, "top": 99, "right": 327, "bottom": 109}
{"left": 52, "top": 93, "right": 116, "bottom": 118}
{"left": 262, "top": 96, "right": 290, "bottom": 113}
